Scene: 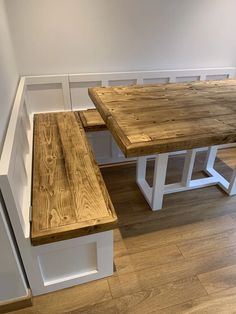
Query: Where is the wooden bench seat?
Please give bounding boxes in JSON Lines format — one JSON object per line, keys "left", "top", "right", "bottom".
{"left": 78, "top": 109, "right": 107, "bottom": 132}
{"left": 32, "top": 112, "right": 117, "bottom": 246}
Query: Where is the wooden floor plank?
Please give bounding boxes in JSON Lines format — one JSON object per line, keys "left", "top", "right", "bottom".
{"left": 110, "top": 244, "right": 236, "bottom": 298}
{"left": 108, "top": 271, "right": 142, "bottom": 299}
{"left": 114, "top": 277, "right": 206, "bottom": 313}
{"left": 198, "top": 264, "right": 236, "bottom": 294}
{"left": 177, "top": 229, "right": 236, "bottom": 258}
{"left": 113, "top": 243, "right": 184, "bottom": 275}
{"left": 71, "top": 299, "right": 119, "bottom": 314}
{"left": 218, "top": 147, "right": 236, "bottom": 169}
{"left": 9, "top": 279, "right": 111, "bottom": 314}
{"left": 80, "top": 277, "right": 207, "bottom": 314}
{"left": 159, "top": 286, "right": 236, "bottom": 314}
{"left": 127, "top": 245, "right": 184, "bottom": 271}
{"left": 122, "top": 215, "right": 236, "bottom": 255}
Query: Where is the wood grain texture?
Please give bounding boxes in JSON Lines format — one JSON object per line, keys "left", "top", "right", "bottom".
{"left": 177, "top": 229, "right": 236, "bottom": 258}
{"left": 89, "top": 79, "right": 236, "bottom": 157}
{"left": 158, "top": 286, "right": 236, "bottom": 314}
{"left": 78, "top": 109, "right": 107, "bottom": 132}
{"left": 31, "top": 112, "right": 117, "bottom": 245}
{"left": 198, "top": 264, "right": 236, "bottom": 294}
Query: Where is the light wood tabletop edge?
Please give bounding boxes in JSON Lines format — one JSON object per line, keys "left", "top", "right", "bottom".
{"left": 125, "top": 131, "right": 236, "bottom": 157}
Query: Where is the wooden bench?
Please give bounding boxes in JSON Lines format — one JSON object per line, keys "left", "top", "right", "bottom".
{"left": 32, "top": 112, "right": 117, "bottom": 245}
{"left": 0, "top": 82, "right": 117, "bottom": 295}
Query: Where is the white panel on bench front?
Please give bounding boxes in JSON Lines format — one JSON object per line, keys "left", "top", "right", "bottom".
{"left": 29, "top": 230, "right": 113, "bottom": 295}
{"left": 38, "top": 242, "right": 97, "bottom": 286}
{"left": 0, "top": 77, "right": 33, "bottom": 238}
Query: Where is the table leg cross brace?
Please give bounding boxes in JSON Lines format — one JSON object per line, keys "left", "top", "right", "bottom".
{"left": 136, "top": 146, "right": 236, "bottom": 211}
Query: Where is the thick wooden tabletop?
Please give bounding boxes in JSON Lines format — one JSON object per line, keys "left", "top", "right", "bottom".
{"left": 31, "top": 112, "right": 117, "bottom": 245}
{"left": 89, "top": 79, "right": 236, "bottom": 157}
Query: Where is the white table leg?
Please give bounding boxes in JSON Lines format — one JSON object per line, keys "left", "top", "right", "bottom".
{"left": 136, "top": 154, "right": 168, "bottom": 211}
{"left": 151, "top": 153, "right": 169, "bottom": 210}
{"left": 204, "top": 146, "right": 218, "bottom": 172}
{"left": 181, "top": 149, "right": 196, "bottom": 187}
{"left": 136, "top": 156, "right": 147, "bottom": 182}
{"left": 136, "top": 146, "right": 236, "bottom": 211}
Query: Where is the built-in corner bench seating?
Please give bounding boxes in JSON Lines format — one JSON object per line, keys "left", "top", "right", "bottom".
{"left": 0, "top": 83, "right": 117, "bottom": 295}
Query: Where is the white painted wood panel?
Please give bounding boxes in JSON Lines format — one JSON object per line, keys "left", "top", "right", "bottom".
{"left": 0, "top": 197, "right": 28, "bottom": 302}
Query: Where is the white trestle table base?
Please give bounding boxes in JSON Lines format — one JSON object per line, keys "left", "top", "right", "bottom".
{"left": 136, "top": 146, "right": 236, "bottom": 211}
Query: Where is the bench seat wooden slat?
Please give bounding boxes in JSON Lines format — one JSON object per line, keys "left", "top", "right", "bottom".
{"left": 31, "top": 112, "right": 117, "bottom": 246}
{"left": 78, "top": 109, "right": 107, "bottom": 132}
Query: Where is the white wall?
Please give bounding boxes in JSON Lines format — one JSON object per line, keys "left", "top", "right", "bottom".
{"left": 5, "top": 0, "right": 236, "bottom": 76}
{"left": 0, "top": 0, "right": 18, "bottom": 153}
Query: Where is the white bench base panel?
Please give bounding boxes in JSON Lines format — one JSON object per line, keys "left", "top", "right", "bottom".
{"left": 29, "top": 231, "right": 113, "bottom": 296}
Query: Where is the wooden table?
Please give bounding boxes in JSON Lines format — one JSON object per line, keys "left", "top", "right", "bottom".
{"left": 89, "top": 79, "right": 236, "bottom": 210}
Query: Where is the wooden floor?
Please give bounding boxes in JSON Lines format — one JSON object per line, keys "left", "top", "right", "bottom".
{"left": 11, "top": 148, "right": 236, "bottom": 314}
